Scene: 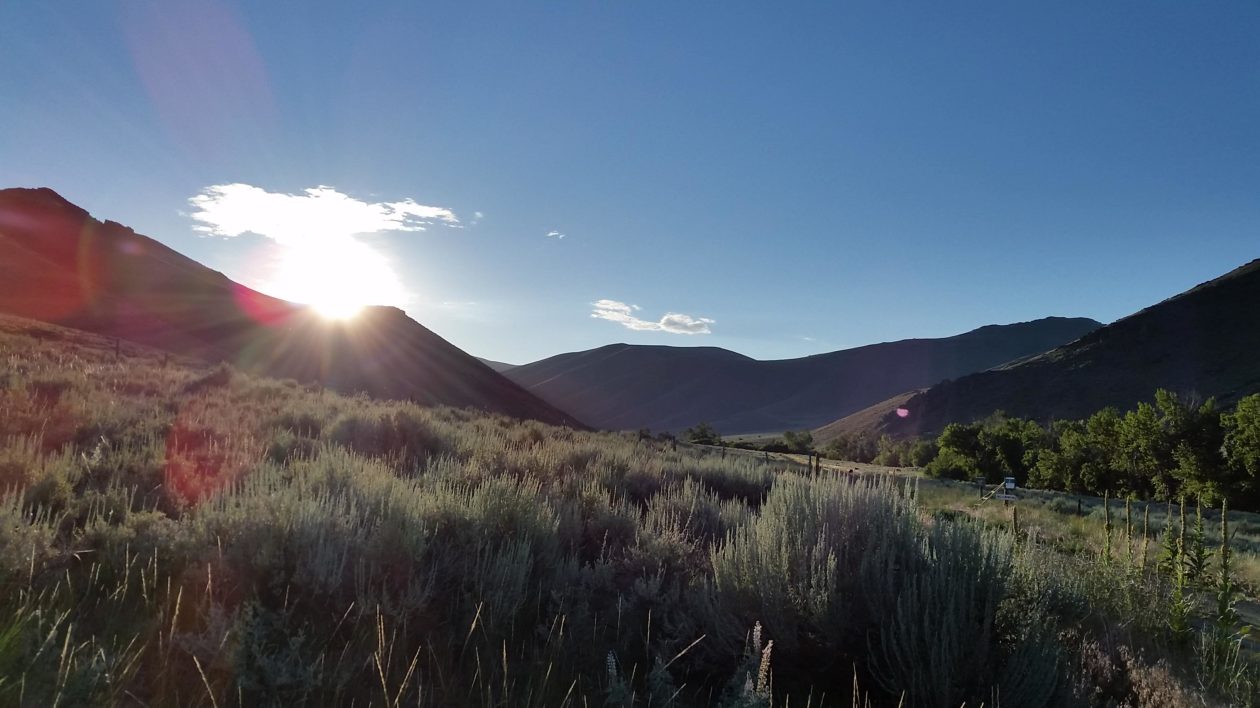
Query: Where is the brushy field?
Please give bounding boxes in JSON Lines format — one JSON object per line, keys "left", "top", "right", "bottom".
{"left": 757, "top": 447, "right": 1260, "bottom": 591}
{"left": 0, "top": 315, "right": 1255, "bottom": 706}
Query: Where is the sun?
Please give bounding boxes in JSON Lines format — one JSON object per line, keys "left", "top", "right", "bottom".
{"left": 310, "top": 298, "right": 364, "bottom": 320}
{"left": 265, "top": 238, "right": 408, "bottom": 320}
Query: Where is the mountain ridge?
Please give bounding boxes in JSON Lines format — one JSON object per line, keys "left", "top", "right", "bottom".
{"left": 506, "top": 316, "right": 1102, "bottom": 433}
{"left": 820, "top": 257, "right": 1260, "bottom": 441}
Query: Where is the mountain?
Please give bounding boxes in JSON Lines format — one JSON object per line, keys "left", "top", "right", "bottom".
{"left": 505, "top": 317, "right": 1102, "bottom": 433}
{"left": 0, "top": 187, "right": 583, "bottom": 427}
{"left": 477, "top": 358, "right": 519, "bottom": 373}
{"left": 827, "top": 259, "right": 1260, "bottom": 441}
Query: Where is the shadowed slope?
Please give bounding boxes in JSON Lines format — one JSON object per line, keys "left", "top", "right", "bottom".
{"left": 507, "top": 317, "right": 1101, "bottom": 433}
{"left": 477, "top": 357, "right": 519, "bottom": 373}
{"left": 839, "top": 259, "right": 1260, "bottom": 440}
{"left": 0, "top": 187, "right": 583, "bottom": 427}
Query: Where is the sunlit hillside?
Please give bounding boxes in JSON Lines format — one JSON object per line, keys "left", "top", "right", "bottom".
{"left": 0, "top": 312, "right": 1253, "bottom": 706}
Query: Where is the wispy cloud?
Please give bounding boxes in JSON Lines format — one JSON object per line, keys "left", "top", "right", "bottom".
{"left": 546, "top": 230, "right": 565, "bottom": 239}
{"left": 591, "top": 299, "right": 714, "bottom": 335}
{"left": 188, "top": 183, "right": 458, "bottom": 245}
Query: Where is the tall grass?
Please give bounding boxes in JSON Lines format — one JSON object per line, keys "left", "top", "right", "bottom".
{"left": 0, "top": 316, "right": 1243, "bottom": 705}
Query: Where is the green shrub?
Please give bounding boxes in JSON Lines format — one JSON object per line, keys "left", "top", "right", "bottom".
{"left": 704, "top": 475, "right": 921, "bottom": 674}
{"left": 181, "top": 362, "right": 234, "bottom": 394}
{"left": 27, "top": 375, "right": 75, "bottom": 406}
{"left": 1047, "top": 496, "right": 1079, "bottom": 515}
{"left": 326, "top": 408, "right": 445, "bottom": 470}
{"left": 270, "top": 407, "right": 325, "bottom": 438}
{"left": 869, "top": 522, "right": 1061, "bottom": 708}
{"left": 265, "top": 429, "right": 320, "bottom": 463}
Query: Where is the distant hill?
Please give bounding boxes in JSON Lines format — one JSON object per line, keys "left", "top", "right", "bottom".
{"left": 506, "top": 317, "right": 1101, "bottom": 433}
{"left": 0, "top": 187, "right": 583, "bottom": 428}
{"left": 477, "top": 357, "right": 519, "bottom": 373}
{"left": 824, "top": 258, "right": 1260, "bottom": 441}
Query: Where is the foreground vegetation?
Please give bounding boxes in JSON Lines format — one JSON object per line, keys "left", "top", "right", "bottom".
{"left": 0, "top": 317, "right": 1256, "bottom": 705}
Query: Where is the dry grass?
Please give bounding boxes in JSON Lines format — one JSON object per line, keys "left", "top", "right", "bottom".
{"left": 0, "top": 317, "right": 1250, "bottom": 706}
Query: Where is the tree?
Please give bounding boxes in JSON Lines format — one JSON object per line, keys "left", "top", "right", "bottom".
{"left": 684, "top": 421, "right": 721, "bottom": 446}
{"left": 1031, "top": 420, "right": 1086, "bottom": 492}
{"left": 1224, "top": 394, "right": 1260, "bottom": 504}
{"left": 873, "top": 435, "right": 913, "bottom": 467}
{"left": 1167, "top": 396, "right": 1225, "bottom": 504}
{"left": 823, "top": 433, "right": 877, "bottom": 462}
{"left": 935, "top": 419, "right": 1022, "bottom": 482}
{"left": 924, "top": 447, "right": 978, "bottom": 480}
{"left": 1117, "top": 402, "right": 1168, "bottom": 498}
{"left": 938, "top": 422, "right": 982, "bottom": 461}
{"left": 1082, "top": 407, "right": 1124, "bottom": 494}
{"left": 978, "top": 415, "right": 1047, "bottom": 484}
{"left": 782, "top": 430, "right": 814, "bottom": 454}
{"left": 909, "top": 439, "right": 938, "bottom": 467}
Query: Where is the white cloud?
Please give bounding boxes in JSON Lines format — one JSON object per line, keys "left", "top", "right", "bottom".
{"left": 185, "top": 183, "right": 456, "bottom": 313}
{"left": 659, "top": 313, "right": 715, "bottom": 334}
{"left": 592, "top": 299, "right": 634, "bottom": 318}
{"left": 591, "top": 299, "right": 714, "bottom": 335}
{"left": 188, "top": 183, "right": 458, "bottom": 245}
{"left": 546, "top": 230, "right": 565, "bottom": 239}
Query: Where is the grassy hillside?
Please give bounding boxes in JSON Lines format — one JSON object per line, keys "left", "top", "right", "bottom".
{"left": 813, "top": 390, "right": 922, "bottom": 446}
{"left": 0, "top": 315, "right": 1253, "bottom": 706}
{"left": 507, "top": 317, "right": 1100, "bottom": 434}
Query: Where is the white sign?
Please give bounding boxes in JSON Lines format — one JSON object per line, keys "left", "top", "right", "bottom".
{"left": 996, "top": 493, "right": 1018, "bottom": 501}
{"left": 1004, "top": 477, "right": 1017, "bottom": 489}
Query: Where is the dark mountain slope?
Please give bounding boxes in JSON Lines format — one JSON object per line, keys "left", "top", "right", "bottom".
{"left": 844, "top": 259, "right": 1260, "bottom": 440}
{"left": 477, "top": 358, "right": 519, "bottom": 373}
{"left": 507, "top": 317, "right": 1101, "bottom": 433}
{"left": 0, "top": 187, "right": 582, "bottom": 427}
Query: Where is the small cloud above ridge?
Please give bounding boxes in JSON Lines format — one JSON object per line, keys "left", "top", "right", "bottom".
{"left": 591, "top": 299, "right": 714, "bottom": 335}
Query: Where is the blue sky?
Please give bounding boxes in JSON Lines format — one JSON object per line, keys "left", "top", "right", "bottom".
{"left": 2, "top": 2, "right": 1257, "bottom": 364}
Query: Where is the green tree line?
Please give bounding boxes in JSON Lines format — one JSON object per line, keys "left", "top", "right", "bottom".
{"left": 910, "top": 390, "right": 1260, "bottom": 507}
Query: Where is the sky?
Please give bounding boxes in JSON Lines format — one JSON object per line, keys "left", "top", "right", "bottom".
{"left": 2, "top": 1, "right": 1257, "bottom": 364}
